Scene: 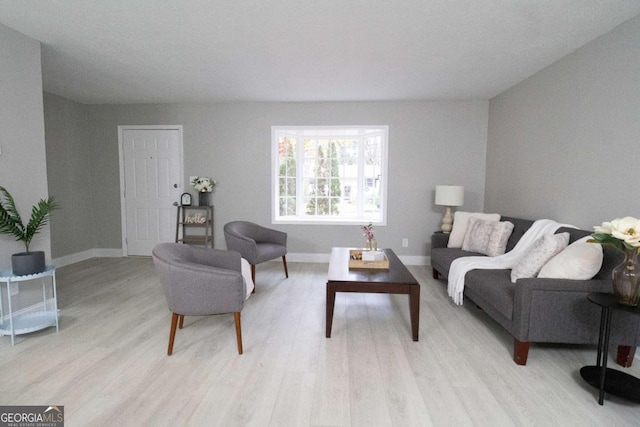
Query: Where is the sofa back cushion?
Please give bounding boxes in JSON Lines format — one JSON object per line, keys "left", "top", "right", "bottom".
{"left": 503, "top": 222, "right": 621, "bottom": 280}
{"left": 501, "top": 217, "right": 535, "bottom": 253}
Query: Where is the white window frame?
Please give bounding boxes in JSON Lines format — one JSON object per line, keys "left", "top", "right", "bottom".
{"left": 271, "top": 125, "right": 388, "bottom": 225}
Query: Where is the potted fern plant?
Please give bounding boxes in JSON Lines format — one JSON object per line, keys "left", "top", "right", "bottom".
{"left": 0, "top": 186, "right": 59, "bottom": 276}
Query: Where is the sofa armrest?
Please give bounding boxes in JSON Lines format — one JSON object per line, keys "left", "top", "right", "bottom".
{"left": 512, "top": 277, "right": 613, "bottom": 342}
{"left": 431, "top": 232, "right": 450, "bottom": 249}
{"left": 516, "top": 277, "right": 612, "bottom": 295}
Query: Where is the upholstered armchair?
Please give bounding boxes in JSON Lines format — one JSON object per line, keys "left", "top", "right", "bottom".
{"left": 152, "top": 243, "right": 254, "bottom": 355}
{"left": 223, "top": 221, "right": 288, "bottom": 288}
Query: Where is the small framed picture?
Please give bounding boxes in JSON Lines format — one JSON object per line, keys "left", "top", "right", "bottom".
{"left": 180, "top": 192, "right": 192, "bottom": 206}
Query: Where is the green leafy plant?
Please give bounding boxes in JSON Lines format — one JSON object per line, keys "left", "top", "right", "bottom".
{"left": 0, "top": 186, "right": 59, "bottom": 253}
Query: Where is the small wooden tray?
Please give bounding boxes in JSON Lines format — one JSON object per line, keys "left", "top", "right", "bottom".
{"left": 349, "top": 250, "right": 389, "bottom": 270}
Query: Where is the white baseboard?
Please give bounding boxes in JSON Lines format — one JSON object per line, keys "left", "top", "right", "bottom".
{"left": 399, "top": 255, "right": 430, "bottom": 266}
{"left": 53, "top": 248, "right": 123, "bottom": 268}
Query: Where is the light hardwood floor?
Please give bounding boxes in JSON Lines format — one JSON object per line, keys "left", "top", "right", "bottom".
{"left": 1, "top": 257, "right": 639, "bottom": 426}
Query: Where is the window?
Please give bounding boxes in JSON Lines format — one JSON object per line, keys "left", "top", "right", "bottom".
{"left": 272, "top": 126, "right": 388, "bottom": 225}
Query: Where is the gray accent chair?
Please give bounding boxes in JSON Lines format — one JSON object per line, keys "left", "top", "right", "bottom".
{"left": 224, "top": 221, "right": 288, "bottom": 290}
{"left": 152, "top": 243, "right": 249, "bottom": 355}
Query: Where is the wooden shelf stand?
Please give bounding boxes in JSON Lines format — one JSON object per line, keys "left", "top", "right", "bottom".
{"left": 175, "top": 205, "right": 214, "bottom": 248}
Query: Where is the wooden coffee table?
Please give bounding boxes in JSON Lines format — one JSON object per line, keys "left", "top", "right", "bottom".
{"left": 326, "top": 247, "right": 420, "bottom": 341}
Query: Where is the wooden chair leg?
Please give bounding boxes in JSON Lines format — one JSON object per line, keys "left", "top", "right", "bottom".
{"left": 616, "top": 345, "right": 636, "bottom": 367}
{"left": 168, "top": 312, "right": 179, "bottom": 356}
{"left": 234, "top": 312, "right": 243, "bottom": 355}
{"left": 178, "top": 314, "right": 184, "bottom": 329}
{"left": 251, "top": 264, "right": 256, "bottom": 293}
{"left": 282, "top": 255, "right": 289, "bottom": 278}
{"left": 513, "top": 339, "right": 530, "bottom": 365}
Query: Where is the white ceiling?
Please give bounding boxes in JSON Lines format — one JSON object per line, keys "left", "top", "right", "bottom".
{"left": 1, "top": 1, "right": 639, "bottom": 104}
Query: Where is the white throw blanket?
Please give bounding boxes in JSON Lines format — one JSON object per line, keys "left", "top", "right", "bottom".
{"left": 447, "top": 219, "right": 574, "bottom": 305}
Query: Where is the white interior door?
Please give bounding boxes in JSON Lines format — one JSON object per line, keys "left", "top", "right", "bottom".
{"left": 119, "top": 127, "right": 183, "bottom": 256}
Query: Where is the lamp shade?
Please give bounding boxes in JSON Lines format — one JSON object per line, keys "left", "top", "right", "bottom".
{"left": 435, "top": 185, "right": 464, "bottom": 206}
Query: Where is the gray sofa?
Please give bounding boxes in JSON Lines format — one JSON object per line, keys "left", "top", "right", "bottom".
{"left": 431, "top": 216, "right": 640, "bottom": 366}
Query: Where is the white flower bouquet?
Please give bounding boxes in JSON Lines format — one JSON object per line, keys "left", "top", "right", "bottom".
{"left": 190, "top": 176, "right": 217, "bottom": 193}
{"left": 591, "top": 216, "right": 640, "bottom": 252}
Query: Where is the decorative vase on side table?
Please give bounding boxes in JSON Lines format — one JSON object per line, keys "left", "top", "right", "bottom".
{"left": 198, "top": 192, "right": 210, "bottom": 206}
{"left": 361, "top": 222, "right": 376, "bottom": 251}
{"left": 190, "top": 176, "right": 216, "bottom": 207}
{"left": 612, "top": 248, "right": 640, "bottom": 307}
{"left": 591, "top": 216, "right": 640, "bottom": 307}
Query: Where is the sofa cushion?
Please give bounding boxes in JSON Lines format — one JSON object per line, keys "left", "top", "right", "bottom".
{"left": 538, "top": 236, "right": 603, "bottom": 280}
{"left": 431, "top": 247, "right": 484, "bottom": 277}
{"left": 501, "top": 217, "right": 535, "bottom": 253}
{"left": 448, "top": 212, "right": 501, "bottom": 248}
{"left": 462, "top": 218, "right": 514, "bottom": 256}
{"left": 465, "top": 269, "right": 515, "bottom": 319}
{"left": 511, "top": 232, "right": 569, "bottom": 283}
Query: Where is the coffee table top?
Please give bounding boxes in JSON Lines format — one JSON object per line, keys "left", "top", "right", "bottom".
{"left": 327, "top": 247, "right": 418, "bottom": 285}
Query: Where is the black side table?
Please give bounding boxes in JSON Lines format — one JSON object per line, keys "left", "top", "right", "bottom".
{"left": 580, "top": 292, "right": 640, "bottom": 405}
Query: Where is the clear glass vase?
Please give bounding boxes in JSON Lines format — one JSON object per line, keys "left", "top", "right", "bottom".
{"left": 365, "top": 238, "right": 377, "bottom": 251}
{"left": 612, "top": 248, "right": 640, "bottom": 306}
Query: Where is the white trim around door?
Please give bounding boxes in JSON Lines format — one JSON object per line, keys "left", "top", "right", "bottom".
{"left": 118, "top": 125, "right": 184, "bottom": 256}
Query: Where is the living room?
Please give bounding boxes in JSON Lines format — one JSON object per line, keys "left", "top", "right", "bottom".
{"left": 1, "top": 2, "right": 640, "bottom": 425}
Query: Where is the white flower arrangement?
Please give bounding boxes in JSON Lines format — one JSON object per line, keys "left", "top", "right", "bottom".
{"left": 190, "top": 176, "right": 217, "bottom": 193}
{"left": 591, "top": 216, "right": 640, "bottom": 251}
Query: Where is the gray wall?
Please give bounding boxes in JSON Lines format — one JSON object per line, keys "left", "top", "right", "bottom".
{"left": 486, "top": 15, "right": 640, "bottom": 229}
{"left": 0, "top": 24, "right": 51, "bottom": 312}
{"left": 83, "top": 101, "right": 488, "bottom": 258}
{"left": 0, "top": 24, "right": 50, "bottom": 269}
{"left": 44, "top": 92, "right": 95, "bottom": 257}
{"left": 41, "top": 13, "right": 640, "bottom": 261}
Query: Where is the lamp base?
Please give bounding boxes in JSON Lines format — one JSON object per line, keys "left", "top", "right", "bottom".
{"left": 440, "top": 206, "right": 453, "bottom": 233}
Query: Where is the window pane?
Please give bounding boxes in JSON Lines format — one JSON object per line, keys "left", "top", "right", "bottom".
{"left": 273, "top": 126, "right": 387, "bottom": 224}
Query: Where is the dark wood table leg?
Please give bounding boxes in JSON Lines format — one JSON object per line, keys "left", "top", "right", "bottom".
{"left": 409, "top": 285, "right": 420, "bottom": 341}
{"left": 326, "top": 282, "right": 337, "bottom": 338}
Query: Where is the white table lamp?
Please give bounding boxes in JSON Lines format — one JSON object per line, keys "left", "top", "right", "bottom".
{"left": 435, "top": 185, "right": 464, "bottom": 233}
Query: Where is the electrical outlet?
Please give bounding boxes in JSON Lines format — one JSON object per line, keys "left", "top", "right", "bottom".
{"left": 10, "top": 284, "right": 19, "bottom": 296}
{"left": 402, "top": 238, "right": 409, "bottom": 247}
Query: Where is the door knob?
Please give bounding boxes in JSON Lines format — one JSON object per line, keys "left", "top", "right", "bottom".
{"left": 173, "top": 202, "right": 178, "bottom": 206}
{"left": 173, "top": 183, "right": 178, "bottom": 188}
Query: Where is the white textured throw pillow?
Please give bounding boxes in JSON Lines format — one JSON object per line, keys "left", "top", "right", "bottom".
{"left": 510, "top": 233, "right": 570, "bottom": 283}
{"left": 538, "top": 236, "right": 603, "bottom": 280}
{"left": 462, "top": 217, "right": 515, "bottom": 256}
{"left": 447, "top": 212, "right": 501, "bottom": 248}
